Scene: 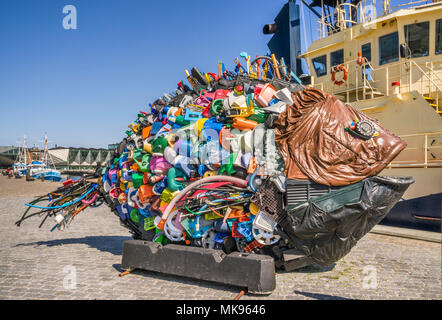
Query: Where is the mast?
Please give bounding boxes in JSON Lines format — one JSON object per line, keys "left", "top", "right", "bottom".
{"left": 23, "top": 135, "right": 27, "bottom": 165}
{"left": 44, "top": 132, "right": 49, "bottom": 168}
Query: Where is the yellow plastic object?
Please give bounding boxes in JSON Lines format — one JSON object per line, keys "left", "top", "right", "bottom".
{"left": 143, "top": 142, "right": 153, "bottom": 154}
{"left": 249, "top": 203, "right": 259, "bottom": 215}
{"left": 229, "top": 95, "right": 255, "bottom": 118}
{"left": 203, "top": 170, "right": 217, "bottom": 178}
{"left": 194, "top": 118, "right": 208, "bottom": 137}
{"left": 128, "top": 122, "right": 140, "bottom": 133}
{"left": 204, "top": 73, "right": 212, "bottom": 83}
{"left": 205, "top": 211, "right": 222, "bottom": 220}
{"left": 160, "top": 188, "right": 179, "bottom": 203}
{"left": 117, "top": 170, "right": 122, "bottom": 178}
{"left": 167, "top": 133, "right": 176, "bottom": 147}
{"left": 119, "top": 181, "right": 126, "bottom": 191}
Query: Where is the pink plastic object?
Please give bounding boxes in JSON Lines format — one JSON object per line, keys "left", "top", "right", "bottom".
{"left": 82, "top": 193, "right": 99, "bottom": 204}
{"left": 254, "top": 83, "right": 277, "bottom": 107}
{"left": 150, "top": 156, "right": 172, "bottom": 174}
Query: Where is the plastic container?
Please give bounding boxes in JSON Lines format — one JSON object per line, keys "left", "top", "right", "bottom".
{"left": 138, "top": 184, "right": 155, "bottom": 203}
{"left": 254, "top": 83, "right": 277, "bottom": 107}
{"left": 232, "top": 117, "right": 258, "bottom": 131}
{"left": 132, "top": 172, "right": 144, "bottom": 189}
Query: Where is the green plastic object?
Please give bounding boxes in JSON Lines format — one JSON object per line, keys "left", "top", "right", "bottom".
{"left": 210, "top": 99, "right": 224, "bottom": 115}
{"left": 154, "top": 228, "right": 168, "bottom": 245}
{"left": 132, "top": 172, "right": 144, "bottom": 189}
{"left": 219, "top": 152, "right": 237, "bottom": 175}
{"left": 247, "top": 106, "right": 268, "bottom": 123}
{"left": 133, "top": 148, "right": 143, "bottom": 161}
{"left": 130, "top": 209, "right": 140, "bottom": 223}
{"left": 134, "top": 153, "right": 151, "bottom": 173}
{"left": 167, "top": 167, "right": 186, "bottom": 191}
{"left": 144, "top": 216, "right": 156, "bottom": 231}
{"left": 175, "top": 115, "right": 190, "bottom": 126}
{"left": 152, "top": 136, "right": 168, "bottom": 155}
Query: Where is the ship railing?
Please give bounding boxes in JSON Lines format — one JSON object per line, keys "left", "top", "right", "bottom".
{"left": 317, "top": 0, "right": 434, "bottom": 39}
{"left": 387, "top": 131, "right": 442, "bottom": 168}
{"left": 409, "top": 60, "right": 441, "bottom": 112}
{"left": 318, "top": 2, "right": 365, "bottom": 39}
{"left": 313, "top": 57, "right": 442, "bottom": 111}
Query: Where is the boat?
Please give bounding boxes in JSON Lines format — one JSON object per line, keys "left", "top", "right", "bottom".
{"left": 31, "top": 134, "right": 62, "bottom": 181}
{"left": 12, "top": 136, "right": 29, "bottom": 177}
{"left": 12, "top": 134, "right": 62, "bottom": 181}
{"left": 264, "top": 0, "right": 442, "bottom": 231}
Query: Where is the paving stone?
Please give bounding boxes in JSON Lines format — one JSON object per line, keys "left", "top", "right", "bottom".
{"left": 1, "top": 197, "right": 441, "bottom": 300}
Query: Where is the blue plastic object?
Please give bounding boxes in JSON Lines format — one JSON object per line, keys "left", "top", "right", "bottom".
{"left": 184, "top": 110, "right": 202, "bottom": 122}
{"left": 214, "top": 232, "right": 229, "bottom": 243}
{"left": 25, "top": 185, "right": 98, "bottom": 210}
{"left": 116, "top": 204, "right": 130, "bottom": 220}
{"left": 201, "top": 117, "right": 224, "bottom": 142}
{"left": 237, "top": 218, "right": 254, "bottom": 242}
{"left": 150, "top": 121, "right": 163, "bottom": 136}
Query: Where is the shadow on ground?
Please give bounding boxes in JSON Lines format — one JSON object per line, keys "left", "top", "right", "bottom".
{"left": 14, "top": 235, "right": 132, "bottom": 255}
{"left": 277, "top": 263, "right": 336, "bottom": 274}
{"left": 293, "top": 290, "right": 351, "bottom": 300}
{"left": 112, "top": 263, "right": 245, "bottom": 298}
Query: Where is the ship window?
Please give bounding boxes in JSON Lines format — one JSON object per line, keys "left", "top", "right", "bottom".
{"left": 436, "top": 19, "right": 442, "bottom": 55}
{"left": 312, "top": 55, "right": 327, "bottom": 77}
{"left": 330, "top": 49, "right": 344, "bottom": 69}
{"left": 361, "top": 43, "right": 371, "bottom": 61}
{"left": 404, "top": 21, "right": 429, "bottom": 58}
{"left": 379, "top": 32, "right": 399, "bottom": 65}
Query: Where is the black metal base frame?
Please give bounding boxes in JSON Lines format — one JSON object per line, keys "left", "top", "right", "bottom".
{"left": 121, "top": 240, "right": 276, "bottom": 294}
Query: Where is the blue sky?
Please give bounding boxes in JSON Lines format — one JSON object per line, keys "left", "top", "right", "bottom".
{"left": 0, "top": 0, "right": 404, "bottom": 148}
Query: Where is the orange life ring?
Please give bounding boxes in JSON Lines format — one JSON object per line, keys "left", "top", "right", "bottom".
{"left": 331, "top": 64, "right": 348, "bottom": 86}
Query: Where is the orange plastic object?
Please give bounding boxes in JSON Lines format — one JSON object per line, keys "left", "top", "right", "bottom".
{"left": 130, "top": 162, "right": 140, "bottom": 172}
{"left": 142, "top": 125, "right": 152, "bottom": 140}
{"left": 118, "top": 192, "right": 128, "bottom": 204}
{"left": 230, "top": 209, "right": 246, "bottom": 219}
{"left": 142, "top": 172, "right": 149, "bottom": 185}
{"left": 138, "top": 185, "right": 155, "bottom": 203}
{"left": 232, "top": 117, "right": 258, "bottom": 131}
{"left": 247, "top": 156, "right": 257, "bottom": 174}
{"left": 157, "top": 218, "right": 166, "bottom": 231}
{"left": 219, "top": 127, "right": 234, "bottom": 150}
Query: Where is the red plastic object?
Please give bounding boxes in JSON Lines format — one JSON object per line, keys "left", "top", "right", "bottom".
{"left": 202, "top": 105, "right": 212, "bottom": 118}
{"left": 231, "top": 222, "right": 243, "bottom": 238}
{"left": 63, "top": 179, "right": 73, "bottom": 186}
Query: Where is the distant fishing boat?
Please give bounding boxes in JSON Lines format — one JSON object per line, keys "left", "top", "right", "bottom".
{"left": 12, "top": 134, "right": 62, "bottom": 181}
{"left": 12, "top": 136, "right": 28, "bottom": 177}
